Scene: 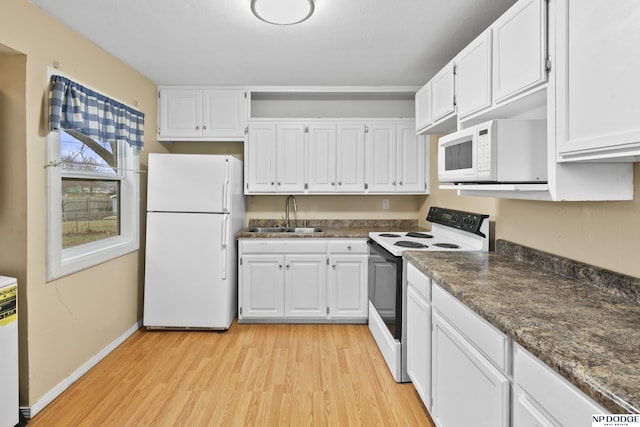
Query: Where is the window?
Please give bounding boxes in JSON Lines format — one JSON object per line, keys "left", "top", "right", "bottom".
{"left": 46, "top": 73, "right": 143, "bottom": 280}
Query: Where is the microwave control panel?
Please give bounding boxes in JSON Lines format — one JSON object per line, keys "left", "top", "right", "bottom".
{"left": 476, "top": 127, "right": 491, "bottom": 172}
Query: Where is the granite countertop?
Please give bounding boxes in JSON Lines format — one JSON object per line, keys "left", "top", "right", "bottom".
{"left": 236, "top": 219, "right": 428, "bottom": 239}
{"left": 404, "top": 241, "right": 640, "bottom": 414}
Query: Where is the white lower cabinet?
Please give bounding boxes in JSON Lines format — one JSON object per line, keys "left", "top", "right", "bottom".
{"left": 284, "top": 254, "right": 327, "bottom": 318}
{"left": 406, "top": 263, "right": 431, "bottom": 410}
{"left": 513, "top": 344, "right": 608, "bottom": 427}
{"left": 431, "top": 311, "right": 510, "bottom": 427}
{"left": 327, "top": 240, "right": 368, "bottom": 319}
{"left": 239, "top": 254, "right": 285, "bottom": 318}
{"left": 239, "top": 239, "right": 368, "bottom": 322}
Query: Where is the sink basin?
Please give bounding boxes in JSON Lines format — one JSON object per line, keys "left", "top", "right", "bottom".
{"left": 247, "top": 227, "right": 323, "bottom": 234}
{"left": 292, "top": 227, "right": 323, "bottom": 233}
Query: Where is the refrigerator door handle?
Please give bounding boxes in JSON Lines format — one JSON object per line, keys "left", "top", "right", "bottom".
{"left": 221, "top": 216, "right": 229, "bottom": 280}
{"left": 222, "top": 180, "right": 229, "bottom": 213}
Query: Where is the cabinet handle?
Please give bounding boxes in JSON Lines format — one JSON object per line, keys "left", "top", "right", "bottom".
{"left": 347, "top": 245, "right": 352, "bottom": 251}
{"left": 338, "top": 182, "right": 342, "bottom": 186}
{"left": 278, "top": 182, "right": 281, "bottom": 186}
{"left": 400, "top": 181, "right": 404, "bottom": 185}
{"left": 392, "top": 181, "right": 396, "bottom": 186}
{"left": 279, "top": 264, "right": 283, "bottom": 270}
{"left": 271, "top": 182, "right": 275, "bottom": 186}
{"left": 332, "top": 182, "right": 335, "bottom": 186}
{"left": 286, "top": 265, "right": 290, "bottom": 270}
{"left": 195, "top": 125, "right": 200, "bottom": 130}
{"left": 332, "top": 265, "right": 336, "bottom": 269}
{"left": 203, "top": 125, "right": 207, "bottom": 130}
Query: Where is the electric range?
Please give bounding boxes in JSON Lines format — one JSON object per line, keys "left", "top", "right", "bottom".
{"left": 367, "top": 206, "right": 490, "bottom": 382}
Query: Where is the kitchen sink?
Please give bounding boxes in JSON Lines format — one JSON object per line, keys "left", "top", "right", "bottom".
{"left": 247, "top": 227, "right": 323, "bottom": 234}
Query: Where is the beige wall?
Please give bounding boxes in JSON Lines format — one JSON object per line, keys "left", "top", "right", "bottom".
{"left": 0, "top": 0, "right": 164, "bottom": 406}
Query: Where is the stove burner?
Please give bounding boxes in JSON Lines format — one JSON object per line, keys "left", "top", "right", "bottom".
{"left": 394, "top": 240, "right": 428, "bottom": 249}
{"left": 433, "top": 243, "right": 460, "bottom": 249}
{"left": 406, "top": 232, "right": 433, "bottom": 239}
{"left": 379, "top": 233, "right": 402, "bottom": 238}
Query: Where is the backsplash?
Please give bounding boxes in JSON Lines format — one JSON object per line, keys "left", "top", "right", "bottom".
{"left": 497, "top": 240, "right": 640, "bottom": 304}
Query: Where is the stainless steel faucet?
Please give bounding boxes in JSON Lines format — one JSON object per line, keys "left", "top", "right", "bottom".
{"left": 285, "top": 195, "right": 297, "bottom": 228}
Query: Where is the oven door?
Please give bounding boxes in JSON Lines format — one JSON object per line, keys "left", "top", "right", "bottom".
{"left": 368, "top": 239, "right": 403, "bottom": 340}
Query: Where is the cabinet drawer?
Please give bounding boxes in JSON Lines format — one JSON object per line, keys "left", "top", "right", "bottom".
{"left": 513, "top": 344, "right": 607, "bottom": 425}
{"left": 327, "top": 239, "right": 368, "bottom": 254}
{"left": 432, "top": 283, "right": 509, "bottom": 372}
{"left": 406, "top": 262, "right": 430, "bottom": 300}
{"left": 240, "top": 239, "right": 327, "bottom": 254}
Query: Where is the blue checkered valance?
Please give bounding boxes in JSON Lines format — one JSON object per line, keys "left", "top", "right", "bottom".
{"left": 48, "top": 75, "right": 145, "bottom": 150}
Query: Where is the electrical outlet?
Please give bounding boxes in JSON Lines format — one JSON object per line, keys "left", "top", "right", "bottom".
{"left": 382, "top": 199, "right": 390, "bottom": 210}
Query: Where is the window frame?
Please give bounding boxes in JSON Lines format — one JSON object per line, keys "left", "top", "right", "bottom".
{"left": 46, "top": 106, "right": 140, "bottom": 281}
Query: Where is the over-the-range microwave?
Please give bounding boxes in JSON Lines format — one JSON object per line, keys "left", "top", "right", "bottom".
{"left": 438, "top": 119, "right": 548, "bottom": 183}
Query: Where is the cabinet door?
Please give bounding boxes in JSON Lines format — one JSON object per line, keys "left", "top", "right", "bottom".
{"left": 431, "top": 312, "right": 510, "bottom": 427}
{"left": 406, "top": 285, "right": 431, "bottom": 410}
{"left": 415, "top": 82, "right": 432, "bottom": 132}
{"left": 246, "top": 124, "right": 277, "bottom": 193}
{"left": 513, "top": 344, "right": 608, "bottom": 427}
{"left": 276, "top": 124, "right": 306, "bottom": 193}
{"left": 365, "top": 123, "right": 397, "bottom": 193}
{"left": 284, "top": 255, "right": 327, "bottom": 318}
{"left": 159, "top": 89, "right": 202, "bottom": 138}
{"left": 513, "top": 386, "right": 558, "bottom": 427}
{"left": 240, "top": 254, "right": 284, "bottom": 318}
{"left": 328, "top": 254, "right": 368, "bottom": 319}
{"left": 492, "top": 0, "right": 547, "bottom": 103}
{"left": 396, "top": 124, "right": 426, "bottom": 193}
{"left": 555, "top": 0, "right": 640, "bottom": 157}
{"left": 456, "top": 29, "right": 492, "bottom": 118}
{"left": 431, "top": 61, "right": 456, "bottom": 122}
{"left": 202, "top": 89, "right": 247, "bottom": 139}
{"left": 336, "top": 123, "right": 366, "bottom": 193}
{"left": 307, "top": 123, "right": 337, "bottom": 193}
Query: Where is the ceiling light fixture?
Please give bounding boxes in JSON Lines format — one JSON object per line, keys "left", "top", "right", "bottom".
{"left": 251, "top": 0, "right": 315, "bottom": 26}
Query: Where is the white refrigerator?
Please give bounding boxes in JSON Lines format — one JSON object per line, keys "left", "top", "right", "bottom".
{"left": 143, "top": 154, "right": 245, "bottom": 329}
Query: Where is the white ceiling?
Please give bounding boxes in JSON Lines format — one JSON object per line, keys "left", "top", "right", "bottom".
{"left": 29, "top": 0, "right": 517, "bottom": 87}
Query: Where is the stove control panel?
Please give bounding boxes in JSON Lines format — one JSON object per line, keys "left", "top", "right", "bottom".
{"left": 426, "top": 207, "right": 489, "bottom": 237}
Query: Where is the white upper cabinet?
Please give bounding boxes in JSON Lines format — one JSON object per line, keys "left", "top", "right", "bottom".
{"left": 431, "top": 60, "right": 456, "bottom": 122}
{"left": 366, "top": 123, "right": 398, "bottom": 193}
{"left": 397, "top": 124, "right": 427, "bottom": 193}
{"left": 246, "top": 123, "right": 277, "bottom": 193}
{"left": 492, "top": 0, "right": 547, "bottom": 104}
{"left": 415, "top": 82, "right": 432, "bottom": 133}
{"left": 456, "top": 29, "right": 492, "bottom": 119}
{"left": 246, "top": 119, "right": 425, "bottom": 195}
{"left": 276, "top": 124, "right": 306, "bottom": 193}
{"left": 416, "top": 60, "right": 456, "bottom": 135}
{"left": 366, "top": 123, "right": 427, "bottom": 193}
{"left": 307, "top": 123, "right": 338, "bottom": 193}
{"left": 158, "top": 89, "right": 202, "bottom": 138}
{"left": 158, "top": 87, "right": 247, "bottom": 141}
{"left": 336, "top": 124, "right": 366, "bottom": 193}
{"left": 201, "top": 90, "right": 248, "bottom": 139}
{"left": 554, "top": 0, "right": 640, "bottom": 161}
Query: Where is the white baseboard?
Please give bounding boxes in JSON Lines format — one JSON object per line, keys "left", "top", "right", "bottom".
{"left": 21, "top": 320, "right": 142, "bottom": 419}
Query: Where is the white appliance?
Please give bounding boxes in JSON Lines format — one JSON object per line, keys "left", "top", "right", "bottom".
{"left": 143, "top": 154, "right": 246, "bottom": 329}
{"left": 368, "top": 207, "right": 489, "bottom": 382}
{"left": 0, "top": 276, "right": 18, "bottom": 427}
{"left": 438, "top": 119, "right": 547, "bottom": 183}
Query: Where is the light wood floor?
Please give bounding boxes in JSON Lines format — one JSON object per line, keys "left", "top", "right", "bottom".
{"left": 28, "top": 322, "right": 435, "bottom": 426}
